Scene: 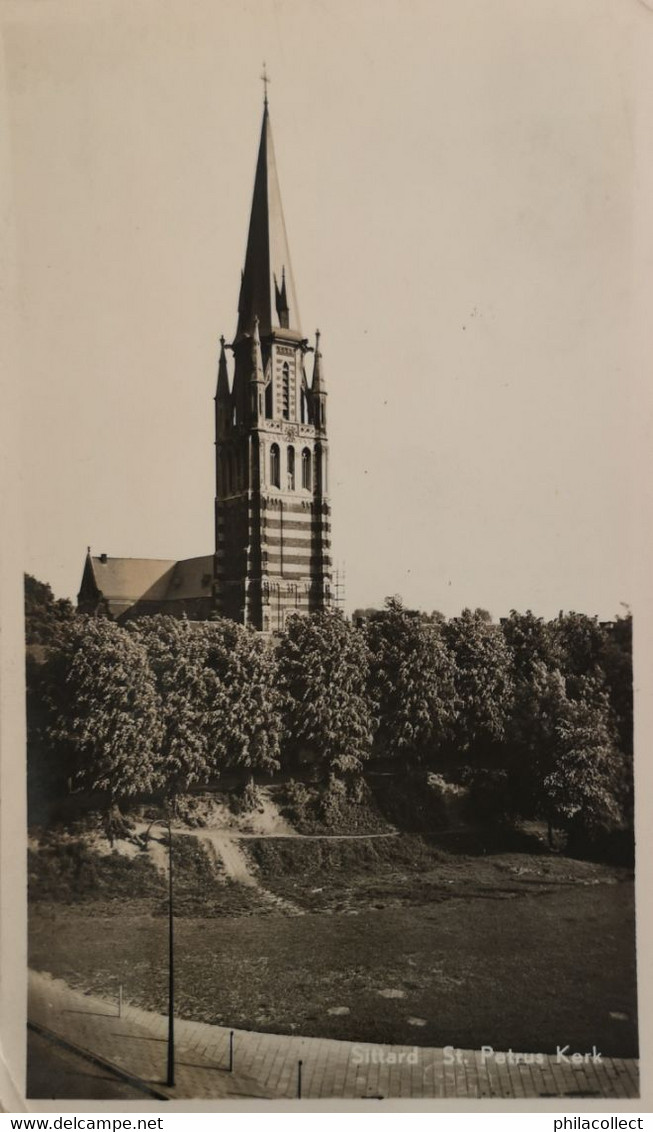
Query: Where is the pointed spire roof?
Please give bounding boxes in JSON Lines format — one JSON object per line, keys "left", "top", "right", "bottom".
{"left": 312, "top": 329, "right": 326, "bottom": 393}
{"left": 236, "top": 100, "right": 301, "bottom": 340}
{"left": 216, "top": 336, "right": 230, "bottom": 399}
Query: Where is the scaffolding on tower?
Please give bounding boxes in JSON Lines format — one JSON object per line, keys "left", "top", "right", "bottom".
{"left": 332, "top": 563, "right": 346, "bottom": 611}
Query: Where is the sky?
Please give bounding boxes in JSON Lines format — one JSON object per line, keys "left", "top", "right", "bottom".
{"left": 2, "top": 0, "right": 645, "bottom": 620}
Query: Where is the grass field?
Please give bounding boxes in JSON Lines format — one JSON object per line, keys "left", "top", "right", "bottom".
{"left": 29, "top": 839, "right": 637, "bottom": 1058}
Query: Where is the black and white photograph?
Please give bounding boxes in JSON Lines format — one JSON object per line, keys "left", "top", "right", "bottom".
{"left": 1, "top": 0, "right": 650, "bottom": 1111}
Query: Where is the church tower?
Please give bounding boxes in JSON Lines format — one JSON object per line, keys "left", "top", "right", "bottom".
{"left": 214, "top": 89, "right": 332, "bottom": 632}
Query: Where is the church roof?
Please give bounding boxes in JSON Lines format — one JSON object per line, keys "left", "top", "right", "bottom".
{"left": 165, "top": 555, "right": 215, "bottom": 601}
{"left": 79, "top": 553, "right": 214, "bottom": 620}
{"left": 236, "top": 102, "right": 301, "bottom": 340}
{"left": 88, "top": 556, "right": 177, "bottom": 603}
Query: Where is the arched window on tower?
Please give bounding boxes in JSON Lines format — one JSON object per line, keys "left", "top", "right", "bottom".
{"left": 301, "top": 447, "right": 311, "bottom": 491}
{"left": 282, "top": 363, "right": 290, "bottom": 420}
{"left": 265, "top": 381, "right": 273, "bottom": 419}
{"left": 287, "top": 446, "right": 295, "bottom": 491}
{"left": 270, "top": 443, "right": 280, "bottom": 488}
{"left": 300, "top": 388, "right": 309, "bottom": 424}
{"left": 314, "top": 446, "right": 322, "bottom": 493}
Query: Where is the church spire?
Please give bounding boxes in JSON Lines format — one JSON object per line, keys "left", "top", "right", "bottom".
{"left": 236, "top": 95, "right": 301, "bottom": 341}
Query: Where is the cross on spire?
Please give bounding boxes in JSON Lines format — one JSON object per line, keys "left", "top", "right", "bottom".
{"left": 261, "top": 62, "right": 271, "bottom": 108}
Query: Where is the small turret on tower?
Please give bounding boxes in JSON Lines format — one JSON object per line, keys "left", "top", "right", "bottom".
{"left": 216, "top": 336, "right": 230, "bottom": 398}
{"left": 249, "top": 316, "right": 266, "bottom": 421}
{"left": 311, "top": 329, "right": 327, "bottom": 431}
{"left": 215, "top": 335, "right": 231, "bottom": 438}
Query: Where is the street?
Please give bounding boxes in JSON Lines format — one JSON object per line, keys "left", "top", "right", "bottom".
{"left": 27, "top": 1030, "right": 153, "bottom": 1101}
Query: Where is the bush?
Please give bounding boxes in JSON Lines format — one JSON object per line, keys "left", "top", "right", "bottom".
{"left": 229, "top": 778, "right": 264, "bottom": 816}
{"left": 279, "top": 779, "right": 321, "bottom": 831}
{"left": 172, "top": 794, "right": 209, "bottom": 827}
{"left": 460, "top": 767, "right": 514, "bottom": 828}
{"left": 566, "top": 826, "right": 635, "bottom": 868}
{"left": 247, "top": 833, "right": 440, "bottom": 879}
{"left": 319, "top": 774, "right": 350, "bottom": 823}
{"left": 28, "top": 841, "right": 164, "bottom": 904}
{"left": 279, "top": 777, "right": 387, "bottom": 835}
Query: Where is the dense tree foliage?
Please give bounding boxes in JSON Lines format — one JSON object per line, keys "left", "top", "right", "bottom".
{"left": 549, "top": 611, "right": 607, "bottom": 689}
{"left": 128, "top": 617, "right": 215, "bottom": 797}
{"left": 202, "top": 617, "right": 281, "bottom": 776}
{"left": 365, "top": 597, "right": 455, "bottom": 765}
{"left": 276, "top": 611, "right": 373, "bottom": 777}
{"left": 24, "top": 573, "right": 75, "bottom": 647}
{"left": 501, "top": 610, "right": 557, "bottom": 684}
{"left": 499, "top": 612, "right": 632, "bottom": 846}
{"left": 597, "top": 614, "right": 633, "bottom": 758}
{"left": 542, "top": 681, "right": 624, "bottom": 844}
{"left": 25, "top": 571, "right": 633, "bottom": 857}
{"left": 44, "top": 618, "right": 163, "bottom": 802}
{"left": 444, "top": 608, "right": 515, "bottom": 755}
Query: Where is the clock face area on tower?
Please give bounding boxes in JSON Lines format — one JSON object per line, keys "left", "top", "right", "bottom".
{"left": 213, "top": 100, "right": 331, "bottom": 633}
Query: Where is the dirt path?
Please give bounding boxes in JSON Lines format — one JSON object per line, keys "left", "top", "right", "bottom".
{"left": 78, "top": 809, "right": 398, "bottom": 918}
{"left": 195, "top": 830, "right": 257, "bottom": 887}
{"left": 230, "top": 831, "right": 399, "bottom": 840}
{"left": 176, "top": 827, "right": 302, "bottom": 915}
{"left": 175, "top": 826, "right": 401, "bottom": 914}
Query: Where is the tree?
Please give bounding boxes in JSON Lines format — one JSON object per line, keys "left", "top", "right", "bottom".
{"left": 132, "top": 615, "right": 281, "bottom": 786}
{"left": 500, "top": 611, "right": 562, "bottom": 819}
{"left": 26, "top": 652, "right": 69, "bottom": 822}
{"left": 24, "top": 573, "right": 75, "bottom": 648}
{"left": 506, "top": 659, "right": 570, "bottom": 834}
{"left": 598, "top": 614, "right": 633, "bottom": 758}
{"left": 276, "top": 611, "right": 374, "bottom": 778}
{"left": 44, "top": 618, "right": 163, "bottom": 803}
{"left": 365, "top": 596, "right": 455, "bottom": 766}
{"left": 549, "top": 611, "right": 607, "bottom": 696}
{"left": 129, "top": 616, "right": 215, "bottom": 797}
{"left": 500, "top": 610, "right": 631, "bottom": 849}
{"left": 502, "top": 610, "right": 557, "bottom": 685}
{"left": 444, "top": 608, "right": 514, "bottom": 757}
{"left": 203, "top": 618, "right": 281, "bottom": 776}
{"left": 542, "top": 680, "right": 625, "bottom": 848}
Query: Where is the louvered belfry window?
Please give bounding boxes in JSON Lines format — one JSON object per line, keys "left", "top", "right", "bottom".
{"left": 270, "top": 443, "right": 280, "bottom": 488}
{"left": 302, "top": 447, "right": 311, "bottom": 490}
{"left": 282, "top": 363, "right": 290, "bottom": 420}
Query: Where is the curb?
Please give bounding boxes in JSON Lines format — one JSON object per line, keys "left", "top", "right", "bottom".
{"left": 28, "top": 1020, "right": 170, "bottom": 1102}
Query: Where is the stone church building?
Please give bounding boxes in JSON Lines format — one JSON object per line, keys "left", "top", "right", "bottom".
{"left": 78, "top": 93, "right": 332, "bottom": 633}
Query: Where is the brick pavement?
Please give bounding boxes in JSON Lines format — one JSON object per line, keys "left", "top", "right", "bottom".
{"left": 28, "top": 970, "right": 639, "bottom": 1101}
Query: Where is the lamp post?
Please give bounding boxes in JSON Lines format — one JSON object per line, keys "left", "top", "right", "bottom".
{"left": 145, "top": 815, "right": 175, "bottom": 1088}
